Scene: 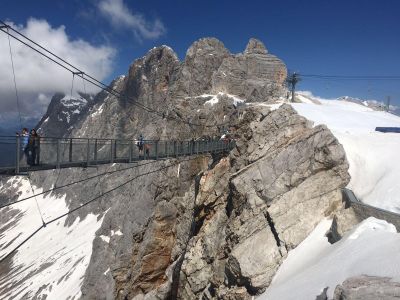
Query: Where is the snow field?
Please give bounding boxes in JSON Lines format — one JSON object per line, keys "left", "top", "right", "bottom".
{"left": 0, "top": 176, "right": 103, "bottom": 299}
{"left": 261, "top": 217, "right": 400, "bottom": 299}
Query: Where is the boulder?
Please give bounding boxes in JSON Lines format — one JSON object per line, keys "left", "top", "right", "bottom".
{"left": 333, "top": 276, "right": 400, "bottom": 299}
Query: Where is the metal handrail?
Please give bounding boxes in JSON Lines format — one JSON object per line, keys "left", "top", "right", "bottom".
{"left": 0, "top": 136, "right": 235, "bottom": 175}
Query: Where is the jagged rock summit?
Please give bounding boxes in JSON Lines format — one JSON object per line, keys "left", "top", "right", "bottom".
{"left": 38, "top": 37, "right": 288, "bottom": 141}
{"left": 212, "top": 38, "right": 287, "bottom": 101}
{"left": 244, "top": 37, "right": 268, "bottom": 54}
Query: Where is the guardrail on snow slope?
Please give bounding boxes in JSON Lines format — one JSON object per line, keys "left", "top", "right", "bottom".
{"left": 342, "top": 188, "right": 400, "bottom": 231}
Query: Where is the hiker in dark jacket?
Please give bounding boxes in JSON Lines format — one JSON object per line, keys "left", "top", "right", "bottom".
{"left": 27, "top": 129, "right": 39, "bottom": 166}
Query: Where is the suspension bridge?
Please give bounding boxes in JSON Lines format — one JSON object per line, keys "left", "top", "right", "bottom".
{"left": 0, "top": 136, "right": 234, "bottom": 175}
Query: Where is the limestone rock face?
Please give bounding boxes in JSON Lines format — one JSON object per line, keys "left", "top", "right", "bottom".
{"left": 77, "top": 156, "right": 210, "bottom": 300}
{"left": 72, "top": 46, "right": 181, "bottom": 140}
{"left": 177, "top": 104, "right": 350, "bottom": 297}
{"left": 36, "top": 92, "right": 93, "bottom": 137}
{"left": 39, "top": 37, "right": 287, "bottom": 142}
{"left": 327, "top": 206, "right": 361, "bottom": 243}
{"left": 172, "top": 38, "right": 230, "bottom": 98}
{"left": 212, "top": 39, "right": 287, "bottom": 102}
{"left": 244, "top": 38, "right": 268, "bottom": 55}
{"left": 333, "top": 276, "right": 400, "bottom": 300}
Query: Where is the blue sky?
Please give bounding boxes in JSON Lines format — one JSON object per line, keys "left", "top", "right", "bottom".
{"left": 1, "top": 0, "right": 400, "bottom": 128}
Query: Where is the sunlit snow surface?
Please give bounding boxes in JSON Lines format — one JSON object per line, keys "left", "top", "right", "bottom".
{"left": 0, "top": 177, "right": 103, "bottom": 299}
{"left": 292, "top": 92, "right": 400, "bottom": 213}
{"left": 260, "top": 217, "right": 400, "bottom": 299}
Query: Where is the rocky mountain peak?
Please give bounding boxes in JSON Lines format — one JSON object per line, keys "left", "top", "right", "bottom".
{"left": 39, "top": 36, "right": 288, "bottom": 141}
{"left": 171, "top": 37, "right": 231, "bottom": 98}
{"left": 185, "top": 37, "right": 230, "bottom": 58}
{"left": 36, "top": 92, "right": 93, "bottom": 137}
{"left": 244, "top": 38, "right": 268, "bottom": 55}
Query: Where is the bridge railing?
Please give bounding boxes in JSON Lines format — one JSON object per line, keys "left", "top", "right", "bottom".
{"left": 0, "top": 136, "right": 235, "bottom": 174}
{"left": 342, "top": 188, "right": 400, "bottom": 231}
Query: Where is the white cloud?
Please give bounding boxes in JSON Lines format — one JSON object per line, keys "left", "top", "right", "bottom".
{"left": 0, "top": 18, "right": 116, "bottom": 124}
{"left": 97, "top": 0, "right": 165, "bottom": 39}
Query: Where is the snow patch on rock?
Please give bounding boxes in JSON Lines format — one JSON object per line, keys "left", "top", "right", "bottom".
{"left": 0, "top": 176, "right": 103, "bottom": 300}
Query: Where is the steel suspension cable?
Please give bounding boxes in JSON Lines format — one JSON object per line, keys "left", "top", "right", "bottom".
{"left": 0, "top": 155, "right": 205, "bottom": 264}
{"left": 5, "top": 24, "right": 46, "bottom": 227}
{"left": 0, "top": 157, "right": 175, "bottom": 209}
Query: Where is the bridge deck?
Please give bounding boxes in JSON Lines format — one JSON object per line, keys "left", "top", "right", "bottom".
{"left": 0, "top": 136, "right": 234, "bottom": 175}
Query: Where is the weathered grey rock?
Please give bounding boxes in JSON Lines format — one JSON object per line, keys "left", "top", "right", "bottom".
{"left": 73, "top": 45, "right": 181, "bottom": 141}
{"left": 227, "top": 225, "right": 282, "bottom": 291}
{"left": 333, "top": 276, "right": 400, "bottom": 299}
{"left": 179, "top": 158, "right": 231, "bottom": 299}
{"left": 81, "top": 156, "right": 210, "bottom": 300}
{"left": 176, "top": 103, "right": 350, "bottom": 298}
{"left": 230, "top": 104, "right": 312, "bottom": 169}
{"left": 36, "top": 92, "right": 93, "bottom": 137}
{"left": 244, "top": 38, "right": 268, "bottom": 55}
{"left": 326, "top": 207, "right": 361, "bottom": 243}
{"left": 212, "top": 39, "right": 287, "bottom": 102}
{"left": 172, "top": 38, "right": 230, "bottom": 98}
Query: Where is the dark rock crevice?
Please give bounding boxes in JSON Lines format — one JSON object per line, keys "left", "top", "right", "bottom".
{"left": 169, "top": 171, "right": 205, "bottom": 299}
{"left": 264, "top": 211, "right": 282, "bottom": 248}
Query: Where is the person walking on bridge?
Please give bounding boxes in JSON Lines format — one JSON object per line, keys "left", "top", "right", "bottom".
{"left": 27, "top": 129, "right": 39, "bottom": 166}
{"left": 17, "top": 128, "right": 29, "bottom": 165}
{"left": 137, "top": 134, "right": 144, "bottom": 157}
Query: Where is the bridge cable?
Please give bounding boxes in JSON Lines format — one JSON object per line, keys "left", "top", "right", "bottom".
{"left": 0, "top": 158, "right": 170, "bottom": 209}
{"left": 5, "top": 24, "right": 46, "bottom": 227}
{"left": 0, "top": 155, "right": 205, "bottom": 264}
{"left": 6, "top": 26, "right": 22, "bottom": 126}
{"left": 81, "top": 71, "right": 108, "bottom": 197}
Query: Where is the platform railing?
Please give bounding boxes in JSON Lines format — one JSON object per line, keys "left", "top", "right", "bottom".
{"left": 0, "top": 136, "right": 235, "bottom": 174}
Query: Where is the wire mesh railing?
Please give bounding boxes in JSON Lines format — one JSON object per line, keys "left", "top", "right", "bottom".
{"left": 0, "top": 136, "right": 235, "bottom": 174}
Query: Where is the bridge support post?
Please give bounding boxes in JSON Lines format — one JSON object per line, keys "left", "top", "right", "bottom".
{"left": 94, "top": 139, "right": 98, "bottom": 164}
{"left": 155, "top": 141, "right": 158, "bottom": 160}
{"left": 56, "top": 139, "right": 60, "bottom": 169}
{"left": 165, "top": 141, "right": 168, "bottom": 158}
{"left": 180, "top": 141, "right": 183, "bottom": 157}
{"left": 129, "top": 141, "right": 133, "bottom": 163}
{"left": 37, "top": 137, "right": 41, "bottom": 166}
{"left": 15, "top": 136, "right": 20, "bottom": 174}
{"left": 69, "top": 138, "right": 72, "bottom": 162}
{"left": 86, "top": 139, "right": 90, "bottom": 167}
{"left": 110, "top": 140, "right": 114, "bottom": 164}
{"left": 174, "top": 141, "right": 177, "bottom": 158}
{"left": 114, "top": 140, "right": 117, "bottom": 161}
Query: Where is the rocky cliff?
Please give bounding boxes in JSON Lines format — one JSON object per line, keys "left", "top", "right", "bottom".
{"left": 36, "top": 92, "right": 94, "bottom": 137}
{"left": 0, "top": 37, "right": 362, "bottom": 300}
